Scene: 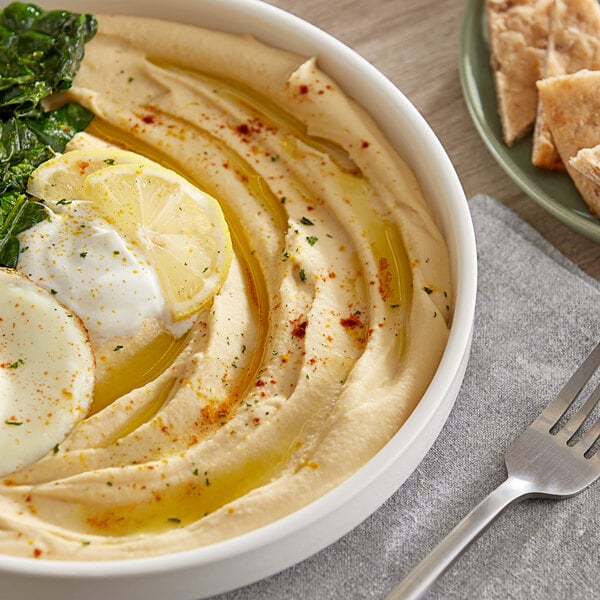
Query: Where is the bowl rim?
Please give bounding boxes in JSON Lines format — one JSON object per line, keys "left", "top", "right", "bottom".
{"left": 0, "top": 0, "right": 477, "bottom": 589}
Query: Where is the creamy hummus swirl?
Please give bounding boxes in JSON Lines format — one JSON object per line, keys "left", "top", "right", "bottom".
{"left": 0, "top": 15, "right": 452, "bottom": 560}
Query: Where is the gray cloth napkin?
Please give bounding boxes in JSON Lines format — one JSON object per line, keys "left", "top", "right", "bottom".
{"left": 215, "top": 194, "right": 600, "bottom": 600}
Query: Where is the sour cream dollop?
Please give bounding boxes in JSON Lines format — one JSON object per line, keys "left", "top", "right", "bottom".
{"left": 18, "top": 201, "right": 181, "bottom": 341}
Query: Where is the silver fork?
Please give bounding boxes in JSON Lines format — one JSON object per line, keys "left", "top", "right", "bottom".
{"left": 386, "top": 341, "right": 600, "bottom": 600}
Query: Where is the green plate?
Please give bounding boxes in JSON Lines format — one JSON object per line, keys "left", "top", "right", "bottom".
{"left": 459, "top": 0, "right": 600, "bottom": 242}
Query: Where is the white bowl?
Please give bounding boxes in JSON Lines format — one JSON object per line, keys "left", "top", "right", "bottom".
{"left": 0, "top": 1, "right": 477, "bottom": 598}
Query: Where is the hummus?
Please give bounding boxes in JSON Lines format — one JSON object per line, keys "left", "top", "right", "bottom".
{"left": 0, "top": 15, "right": 452, "bottom": 560}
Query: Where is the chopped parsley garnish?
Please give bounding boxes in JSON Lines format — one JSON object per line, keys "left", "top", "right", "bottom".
{"left": 306, "top": 236, "right": 318, "bottom": 246}
{"left": 300, "top": 216, "right": 314, "bottom": 226}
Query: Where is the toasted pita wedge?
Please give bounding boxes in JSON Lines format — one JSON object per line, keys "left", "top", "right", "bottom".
{"left": 487, "top": 0, "right": 552, "bottom": 146}
{"left": 570, "top": 146, "right": 600, "bottom": 187}
{"left": 532, "top": 0, "right": 600, "bottom": 170}
{"left": 537, "top": 70, "right": 600, "bottom": 215}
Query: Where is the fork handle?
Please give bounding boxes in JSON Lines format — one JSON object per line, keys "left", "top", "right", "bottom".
{"left": 385, "top": 476, "right": 533, "bottom": 600}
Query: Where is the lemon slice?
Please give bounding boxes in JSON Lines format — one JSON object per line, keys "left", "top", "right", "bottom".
{"left": 27, "top": 148, "right": 155, "bottom": 204}
{"left": 85, "top": 163, "right": 232, "bottom": 319}
{"left": 0, "top": 269, "right": 94, "bottom": 477}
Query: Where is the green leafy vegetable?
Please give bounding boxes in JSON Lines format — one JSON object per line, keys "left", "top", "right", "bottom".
{"left": 0, "top": 2, "right": 97, "bottom": 117}
{"left": 0, "top": 2, "right": 97, "bottom": 268}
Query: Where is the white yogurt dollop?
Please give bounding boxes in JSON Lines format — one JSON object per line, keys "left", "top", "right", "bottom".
{"left": 18, "top": 201, "right": 178, "bottom": 341}
{"left": 0, "top": 269, "right": 95, "bottom": 477}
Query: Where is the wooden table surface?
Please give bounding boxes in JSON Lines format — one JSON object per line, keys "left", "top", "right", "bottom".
{"left": 265, "top": 0, "right": 600, "bottom": 280}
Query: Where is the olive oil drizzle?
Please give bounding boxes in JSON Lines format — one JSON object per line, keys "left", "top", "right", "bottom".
{"left": 90, "top": 332, "right": 188, "bottom": 416}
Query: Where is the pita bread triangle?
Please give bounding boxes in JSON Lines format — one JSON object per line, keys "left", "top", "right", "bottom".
{"left": 486, "top": 0, "right": 552, "bottom": 146}
{"left": 537, "top": 69, "right": 600, "bottom": 216}
{"left": 570, "top": 146, "right": 600, "bottom": 188}
{"left": 532, "top": 0, "right": 600, "bottom": 170}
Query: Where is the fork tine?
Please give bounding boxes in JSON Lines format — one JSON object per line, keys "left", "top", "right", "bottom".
{"left": 578, "top": 416, "right": 600, "bottom": 455}
{"left": 537, "top": 341, "right": 600, "bottom": 430}
{"left": 558, "top": 378, "right": 600, "bottom": 441}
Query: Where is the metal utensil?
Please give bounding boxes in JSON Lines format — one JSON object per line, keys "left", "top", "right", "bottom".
{"left": 386, "top": 341, "right": 600, "bottom": 600}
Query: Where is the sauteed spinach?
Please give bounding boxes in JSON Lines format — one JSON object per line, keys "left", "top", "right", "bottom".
{"left": 0, "top": 2, "right": 97, "bottom": 268}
